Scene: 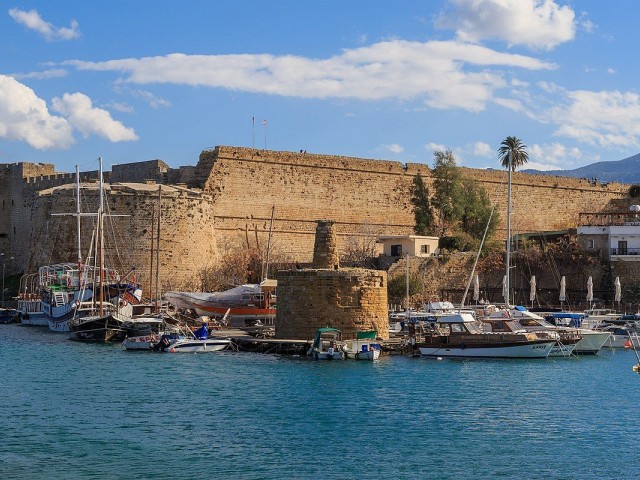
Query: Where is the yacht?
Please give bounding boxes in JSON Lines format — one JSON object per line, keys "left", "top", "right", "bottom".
{"left": 415, "top": 312, "right": 555, "bottom": 358}
{"left": 482, "top": 307, "right": 581, "bottom": 357}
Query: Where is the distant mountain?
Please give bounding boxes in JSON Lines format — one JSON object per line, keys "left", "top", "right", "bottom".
{"left": 522, "top": 152, "right": 640, "bottom": 185}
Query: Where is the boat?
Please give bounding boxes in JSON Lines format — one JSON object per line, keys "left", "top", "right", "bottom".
{"left": 0, "top": 308, "right": 19, "bottom": 324}
{"left": 308, "top": 327, "right": 346, "bottom": 360}
{"left": 545, "top": 312, "right": 611, "bottom": 354}
{"left": 582, "top": 308, "right": 623, "bottom": 329}
{"left": 344, "top": 331, "right": 381, "bottom": 360}
{"left": 595, "top": 324, "right": 640, "bottom": 348}
{"left": 68, "top": 157, "right": 141, "bottom": 342}
{"left": 153, "top": 321, "right": 231, "bottom": 353}
{"left": 17, "top": 273, "right": 48, "bottom": 326}
{"left": 415, "top": 312, "right": 555, "bottom": 358}
{"left": 482, "top": 306, "right": 581, "bottom": 357}
{"left": 164, "top": 279, "right": 277, "bottom": 327}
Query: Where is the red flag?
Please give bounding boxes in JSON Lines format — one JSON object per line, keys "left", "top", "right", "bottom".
{"left": 624, "top": 339, "right": 632, "bottom": 348}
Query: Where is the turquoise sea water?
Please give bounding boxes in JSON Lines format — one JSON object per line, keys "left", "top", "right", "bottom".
{"left": 1, "top": 325, "right": 639, "bottom": 480}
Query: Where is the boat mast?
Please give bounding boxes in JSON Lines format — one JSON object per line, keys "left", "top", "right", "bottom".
{"left": 75, "top": 165, "right": 82, "bottom": 269}
{"left": 263, "top": 205, "right": 275, "bottom": 281}
{"left": 98, "top": 156, "right": 105, "bottom": 317}
{"left": 155, "top": 185, "right": 161, "bottom": 312}
{"left": 505, "top": 151, "right": 512, "bottom": 307}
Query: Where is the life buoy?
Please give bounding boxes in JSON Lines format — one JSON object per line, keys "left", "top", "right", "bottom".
{"left": 328, "top": 347, "right": 334, "bottom": 356}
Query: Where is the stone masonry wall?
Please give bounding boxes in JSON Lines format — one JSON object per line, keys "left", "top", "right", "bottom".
{"left": 275, "top": 268, "right": 389, "bottom": 341}
{"left": 199, "top": 147, "right": 628, "bottom": 264}
{"left": 27, "top": 183, "right": 216, "bottom": 295}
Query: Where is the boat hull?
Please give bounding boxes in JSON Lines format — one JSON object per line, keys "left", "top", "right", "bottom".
{"left": 574, "top": 331, "right": 610, "bottom": 354}
{"left": 349, "top": 349, "right": 381, "bottom": 361}
{"left": 549, "top": 342, "right": 577, "bottom": 357}
{"left": 165, "top": 338, "right": 230, "bottom": 353}
{"left": 122, "top": 334, "right": 160, "bottom": 350}
{"left": 312, "top": 350, "right": 345, "bottom": 360}
{"left": 20, "top": 312, "right": 49, "bottom": 326}
{"left": 418, "top": 340, "right": 555, "bottom": 358}
{"left": 70, "top": 315, "right": 127, "bottom": 343}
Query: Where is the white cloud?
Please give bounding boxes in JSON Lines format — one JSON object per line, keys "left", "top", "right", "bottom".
{"left": 493, "top": 97, "right": 523, "bottom": 112}
{"left": 51, "top": 93, "right": 138, "bottom": 142}
{"left": 10, "top": 69, "right": 69, "bottom": 80}
{"left": 382, "top": 143, "right": 404, "bottom": 154}
{"left": 607, "top": 67, "right": 616, "bottom": 74}
{"left": 472, "top": 141, "right": 492, "bottom": 157}
{"left": 8, "top": 8, "right": 80, "bottom": 41}
{"left": 66, "top": 39, "right": 555, "bottom": 113}
{"left": 528, "top": 142, "right": 582, "bottom": 168}
{"left": 425, "top": 142, "right": 448, "bottom": 153}
{"left": 107, "top": 102, "right": 134, "bottom": 113}
{"left": 437, "top": 0, "right": 576, "bottom": 50}
{"left": 115, "top": 85, "right": 171, "bottom": 108}
{"left": 546, "top": 90, "right": 640, "bottom": 149}
{"left": 0, "top": 75, "right": 73, "bottom": 149}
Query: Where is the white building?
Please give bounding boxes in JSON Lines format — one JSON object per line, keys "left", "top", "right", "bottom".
{"left": 577, "top": 205, "right": 640, "bottom": 262}
{"left": 377, "top": 235, "right": 439, "bottom": 258}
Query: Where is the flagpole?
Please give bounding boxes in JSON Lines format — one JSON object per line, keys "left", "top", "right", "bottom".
{"left": 252, "top": 116, "right": 255, "bottom": 149}
{"left": 263, "top": 119, "right": 267, "bottom": 150}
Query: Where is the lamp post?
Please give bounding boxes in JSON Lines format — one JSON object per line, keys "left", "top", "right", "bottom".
{"left": 2, "top": 253, "right": 14, "bottom": 307}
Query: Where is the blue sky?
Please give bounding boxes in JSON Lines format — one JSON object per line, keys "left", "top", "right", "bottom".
{"left": 2, "top": 0, "right": 640, "bottom": 173}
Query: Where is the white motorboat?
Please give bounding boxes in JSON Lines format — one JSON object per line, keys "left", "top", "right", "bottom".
{"left": 416, "top": 313, "right": 555, "bottom": 358}
{"left": 582, "top": 308, "right": 623, "bottom": 329}
{"left": 154, "top": 322, "right": 231, "bottom": 353}
{"left": 344, "top": 331, "right": 381, "bottom": 360}
{"left": 545, "top": 313, "right": 611, "bottom": 354}
{"left": 122, "top": 333, "right": 161, "bottom": 350}
{"left": 308, "top": 327, "right": 345, "bottom": 360}
{"left": 596, "top": 325, "right": 640, "bottom": 348}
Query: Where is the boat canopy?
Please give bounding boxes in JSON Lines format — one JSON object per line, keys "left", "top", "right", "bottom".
{"left": 436, "top": 313, "right": 476, "bottom": 323}
{"left": 356, "top": 330, "right": 377, "bottom": 339}
{"left": 550, "top": 312, "right": 584, "bottom": 319}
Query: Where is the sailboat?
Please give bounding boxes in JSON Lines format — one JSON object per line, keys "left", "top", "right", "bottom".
{"left": 69, "top": 157, "right": 141, "bottom": 342}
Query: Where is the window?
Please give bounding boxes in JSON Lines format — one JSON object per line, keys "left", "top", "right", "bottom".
{"left": 420, "top": 244, "right": 430, "bottom": 254}
{"left": 390, "top": 244, "right": 402, "bottom": 256}
{"left": 588, "top": 239, "right": 595, "bottom": 249}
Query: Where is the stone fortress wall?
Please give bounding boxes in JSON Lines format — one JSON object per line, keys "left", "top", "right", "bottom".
{"left": 199, "top": 147, "right": 629, "bottom": 263}
{"left": 0, "top": 146, "right": 630, "bottom": 292}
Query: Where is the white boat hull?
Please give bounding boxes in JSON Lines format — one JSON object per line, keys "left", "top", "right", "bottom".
{"left": 122, "top": 334, "right": 160, "bottom": 350}
{"left": 574, "top": 331, "right": 610, "bottom": 354}
{"left": 419, "top": 341, "right": 555, "bottom": 358}
{"left": 549, "top": 342, "right": 577, "bottom": 357}
{"left": 348, "top": 348, "right": 381, "bottom": 361}
{"left": 313, "top": 351, "right": 345, "bottom": 360}
{"left": 166, "top": 338, "right": 230, "bottom": 353}
{"left": 604, "top": 334, "right": 640, "bottom": 349}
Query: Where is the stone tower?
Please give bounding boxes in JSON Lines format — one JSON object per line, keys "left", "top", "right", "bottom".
{"left": 312, "top": 220, "right": 339, "bottom": 269}
{"left": 275, "top": 220, "right": 389, "bottom": 340}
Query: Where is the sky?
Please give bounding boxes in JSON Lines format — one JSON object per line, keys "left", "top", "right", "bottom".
{"left": 2, "top": 0, "right": 640, "bottom": 173}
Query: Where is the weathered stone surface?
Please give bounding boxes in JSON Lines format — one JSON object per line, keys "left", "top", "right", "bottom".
{"left": 275, "top": 268, "right": 389, "bottom": 341}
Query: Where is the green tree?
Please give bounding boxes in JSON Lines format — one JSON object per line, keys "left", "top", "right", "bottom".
{"left": 431, "top": 149, "right": 464, "bottom": 235}
{"left": 411, "top": 174, "right": 436, "bottom": 236}
{"left": 459, "top": 177, "right": 499, "bottom": 242}
{"left": 498, "top": 136, "right": 529, "bottom": 171}
{"left": 387, "top": 273, "right": 423, "bottom": 304}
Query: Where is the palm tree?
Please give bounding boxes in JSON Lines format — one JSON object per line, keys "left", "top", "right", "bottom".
{"left": 498, "top": 136, "right": 528, "bottom": 171}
